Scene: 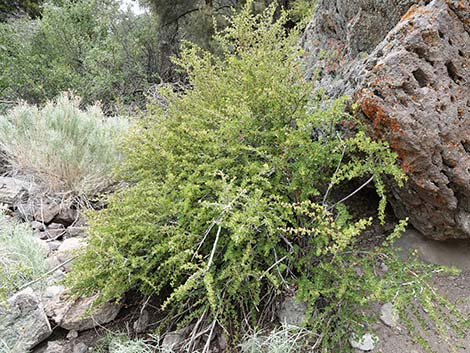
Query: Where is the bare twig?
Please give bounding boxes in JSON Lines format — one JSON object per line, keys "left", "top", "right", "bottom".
{"left": 327, "top": 175, "right": 374, "bottom": 211}
{"left": 322, "top": 144, "right": 346, "bottom": 206}
{"left": 206, "top": 225, "right": 221, "bottom": 272}
{"left": 202, "top": 319, "right": 217, "bottom": 353}
{"left": 17, "top": 256, "right": 76, "bottom": 291}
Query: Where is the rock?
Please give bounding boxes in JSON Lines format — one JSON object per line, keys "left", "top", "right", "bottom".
{"left": 303, "top": 0, "right": 470, "bottom": 239}
{"left": 44, "top": 228, "right": 67, "bottom": 240}
{"left": 277, "top": 296, "right": 307, "bottom": 326}
{"left": 380, "top": 302, "right": 399, "bottom": 328}
{"left": 31, "top": 220, "right": 47, "bottom": 231}
{"left": 34, "top": 203, "right": 60, "bottom": 224}
{"left": 15, "top": 202, "right": 37, "bottom": 221}
{"left": 53, "top": 207, "right": 78, "bottom": 227}
{"left": 72, "top": 342, "right": 88, "bottom": 353}
{"left": 350, "top": 333, "right": 378, "bottom": 351}
{"left": 0, "top": 288, "right": 52, "bottom": 352}
{"left": 48, "top": 240, "right": 62, "bottom": 252}
{"left": 66, "top": 226, "right": 85, "bottom": 238}
{"left": 301, "top": 0, "right": 418, "bottom": 97}
{"left": 46, "top": 291, "right": 122, "bottom": 331}
{"left": 0, "top": 177, "right": 34, "bottom": 206}
{"left": 35, "top": 341, "right": 71, "bottom": 353}
{"left": 162, "top": 326, "right": 193, "bottom": 351}
{"left": 354, "top": 0, "right": 470, "bottom": 240}
{"left": 133, "top": 309, "right": 150, "bottom": 333}
{"left": 49, "top": 222, "right": 65, "bottom": 229}
{"left": 56, "top": 237, "right": 86, "bottom": 270}
{"left": 67, "top": 330, "right": 79, "bottom": 340}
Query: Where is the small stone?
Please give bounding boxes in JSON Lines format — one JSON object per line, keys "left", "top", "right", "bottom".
{"left": 72, "top": 342, "right": 88, "bottom": 353}
{"left": 349, "top": 333, "right": 378, "bottom": 351}
{"left": 66, "top": 226, "right": 85, "bottom": 238}
{"left": 31, "top": 220, "right": 47, "bottom": 231}
{"left": 380, "top": 302, "right": 399, "bottom": 328}
{"left": 49, "top": 222, "right": 65, "bottom": 230}
{"left": 133, "top": 309, "right": 150, "bottom": 333}
{"left": 40, "top": 341, "right": 71, "bottom": 353}
{"left": 67, "top": 329, "right": 79, "bottom": 340}
{"left": 161, "top": 326, "right": 192, "bottom": 351}
{"left": 44, "top": 228, "right": 67, "bottom": 240}
{"left": 277, "top": 296, "right": 307, "bottom": 326}
{"left": 48, "top": 240, "right": 62, "bottom": 252}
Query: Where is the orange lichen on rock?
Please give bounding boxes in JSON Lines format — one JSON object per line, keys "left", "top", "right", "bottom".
{"left": 401, "top": 5, "right": 433, "bottom": 22}
{"left": 359, "top": 92, "right": 402, "bottom": 135}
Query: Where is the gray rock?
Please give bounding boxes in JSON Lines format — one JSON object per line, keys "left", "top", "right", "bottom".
{"left": 31, "top": 220, "right": 47, "bottom": 231}
{"left": 133, "top": 309, "right": 150, "bottom": 333}
{"left": 48, "top": 240, "right": 62, "bottom": 252}
{"left": 48, "top": 222, "right": 65, "bottom": 230}
{"left": 0, "top": 288, "right": 52, "bottom": 352}
{"left": 161, "top": 326, "right": 193, "bottom": 351}
{"left": 53, "top": 207, "right": 78, "bottom": 227}
{"left": 66, "top": 226, "right": 85, "bottom": 238}
{"left": 67, "top": 330, "right": 79, "bottom": 340}
{"left": 36, "top": 341, "right": 71, "bottom": 353}
{"left": 72, "top": 342, "right": 88, "bottom": 353}
{"left": 0, "top": 176, "right": 34, "bottom": 206}
{"left": 380, "top": 302, "right": 399, "bottom": 328}
{"left": 350, "top": 333, "right": 378, "bottom": 351}
{"left": 303, "top": 0, "right": 470, "bottom": 240}
{"left": 277, "top": 296, "right": 307, "bottom": 326}
{"left": 56, "top": 237, "right": 86, "bottom": 271}
{"left": 34, "top": 203, "right": 60, "bottom": 224}
{"left": 46, "top": 291, "right": 122, "bottom": 331}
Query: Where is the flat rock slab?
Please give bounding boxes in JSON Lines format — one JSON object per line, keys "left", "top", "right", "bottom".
{"left": 0, "top": 288, "right": 52, "bottom": 352}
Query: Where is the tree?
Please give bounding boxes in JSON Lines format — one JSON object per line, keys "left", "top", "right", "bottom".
{"left": 0, "top": 0, "right": 43, "bottom": 21}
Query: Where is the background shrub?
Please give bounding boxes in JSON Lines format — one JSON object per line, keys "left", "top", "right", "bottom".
{"left": 66, "top": 3, "right": 467, "bottom": 351}
{"left": 0, "top": 0, "right": 160, "bottom": 113}
{"left": 0, "top": 93, "right": 130, "bottom": 198}
{"left": 0, "top": 212, "right": 49, "bottom": 299}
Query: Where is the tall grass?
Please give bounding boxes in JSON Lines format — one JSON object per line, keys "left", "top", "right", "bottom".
{"left": 0, "top": 212, "right": 49, "bottom": 299}
{"left": 0, "top": 93, "right": 130, "bottom": 198}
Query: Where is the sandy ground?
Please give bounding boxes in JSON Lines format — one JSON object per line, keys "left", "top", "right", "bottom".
{"left": 366, "top": 229, "right": 470, "bottom": 353}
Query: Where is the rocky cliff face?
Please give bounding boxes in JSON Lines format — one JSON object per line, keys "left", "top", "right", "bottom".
{"left": 303, "top": 0, "right": 470, "bottom": 240}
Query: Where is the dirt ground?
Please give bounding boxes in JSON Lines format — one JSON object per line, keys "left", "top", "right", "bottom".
{"left": 366, "top": 229, "right": 470, "bottom": 353}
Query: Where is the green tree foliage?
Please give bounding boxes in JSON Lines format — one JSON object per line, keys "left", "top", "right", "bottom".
{"left": 66, "top": 4, "right": 467, "bottom": 351}
{"left": 0, "top": 0, "right": 42, "bottom": 22}
{"left": 0, "top": 0, "right": 159, "bottom": 113}
{"left": 144, "top": 0, "right": 315, "bottom": 81}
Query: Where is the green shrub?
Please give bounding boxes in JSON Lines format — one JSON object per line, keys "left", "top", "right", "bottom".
{"left": 0, "top": 0, "right": 160, "bottom": 113}
{"left": 0, "top": 93, "right": 130, "bottom": 198}
{"left": 0, "top": 212, "right": 49, "bottom": 299}
{"left": 66, "top": 3, "right": 467, "bottom": 351}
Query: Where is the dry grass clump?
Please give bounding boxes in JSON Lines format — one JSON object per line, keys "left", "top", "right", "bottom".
{"left": 0, "top": 93, "right": 130, "bottom": 199}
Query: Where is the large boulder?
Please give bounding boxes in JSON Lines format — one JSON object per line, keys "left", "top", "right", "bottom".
{"left": 302, "top": 0, "right": 470, "bottom": 240}
{"left": 0, "top": 288, "right": 52, "bottom": 352}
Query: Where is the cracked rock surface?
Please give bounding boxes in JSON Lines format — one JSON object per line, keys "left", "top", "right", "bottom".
{"left": 303, "top": 0, "right": 470, "bottom": 240}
